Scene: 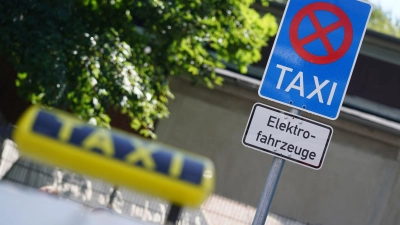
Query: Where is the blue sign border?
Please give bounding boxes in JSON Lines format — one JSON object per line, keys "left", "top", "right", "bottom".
{"left": 258, "top": 0, "right": 372, "bottom": 120}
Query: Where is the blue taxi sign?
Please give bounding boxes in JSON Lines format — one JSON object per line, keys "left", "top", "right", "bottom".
{"left": 258, "top": 0, "right": 371, "bottom": 119}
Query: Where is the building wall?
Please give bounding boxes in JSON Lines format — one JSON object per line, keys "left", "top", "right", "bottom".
{"left": 156, "top": 77, "right": 400, "bottom": 225}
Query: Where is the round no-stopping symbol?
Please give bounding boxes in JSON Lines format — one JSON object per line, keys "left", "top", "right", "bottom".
{"left": 290, "top": 2, "right": 353, "bottom": 64}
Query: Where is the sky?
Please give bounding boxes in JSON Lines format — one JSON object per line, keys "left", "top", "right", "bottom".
{"left": 369, "top": 0, "right": 400, "bottom": 22}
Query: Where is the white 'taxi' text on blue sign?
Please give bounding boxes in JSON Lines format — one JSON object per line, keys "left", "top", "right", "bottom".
{"left": 258, "top": 0, "right": 372, "bottom": 119}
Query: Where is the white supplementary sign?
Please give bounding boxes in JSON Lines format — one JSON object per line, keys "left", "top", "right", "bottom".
{"left": 242, "top": 103, "right": 333, "bottom": 170}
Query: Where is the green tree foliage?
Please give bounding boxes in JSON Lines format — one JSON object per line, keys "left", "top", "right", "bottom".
{"left": 0, "top": 0, "right": 277, "bottom": 137}
{"left": 367, "top": 3, "right": 400, "bottom": 38}
{"left": 270, "top": 0, "right": 400, "bottom": 38}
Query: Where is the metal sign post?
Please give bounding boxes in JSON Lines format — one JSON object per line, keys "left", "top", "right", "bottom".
{"left": 251, "top": 108, "right": 301, "bottom": 225}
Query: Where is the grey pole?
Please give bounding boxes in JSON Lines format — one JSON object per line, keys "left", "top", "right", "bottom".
{"left": 252, "top": 108, "right": 301, "bottom": 225}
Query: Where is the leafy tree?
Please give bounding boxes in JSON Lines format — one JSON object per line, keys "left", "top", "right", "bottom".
{"left": 367, "top": 3, "right": 400, "bottom": 38}
{"left": 270, "top": 0, "right": 400, "bottom": 38}
{"left": 0, "top": 0, "right": 277, "bottom": 138}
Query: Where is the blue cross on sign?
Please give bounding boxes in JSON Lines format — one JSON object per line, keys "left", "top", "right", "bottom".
{"left": 258, "top": 0, "right": 371, "bottom": 119}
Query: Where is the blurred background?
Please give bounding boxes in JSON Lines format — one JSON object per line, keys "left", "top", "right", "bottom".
{"left": 1, "top": 0, "right": 400, "bottom": 224}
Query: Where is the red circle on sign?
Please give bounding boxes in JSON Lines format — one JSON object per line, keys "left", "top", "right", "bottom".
{"left": 289, "top": 2, "right": 353, "bottom": 64}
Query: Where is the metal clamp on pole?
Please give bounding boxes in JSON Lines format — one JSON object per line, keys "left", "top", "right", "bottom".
{"left": 252, "top": 108, "right": 301, "bottom": 225}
